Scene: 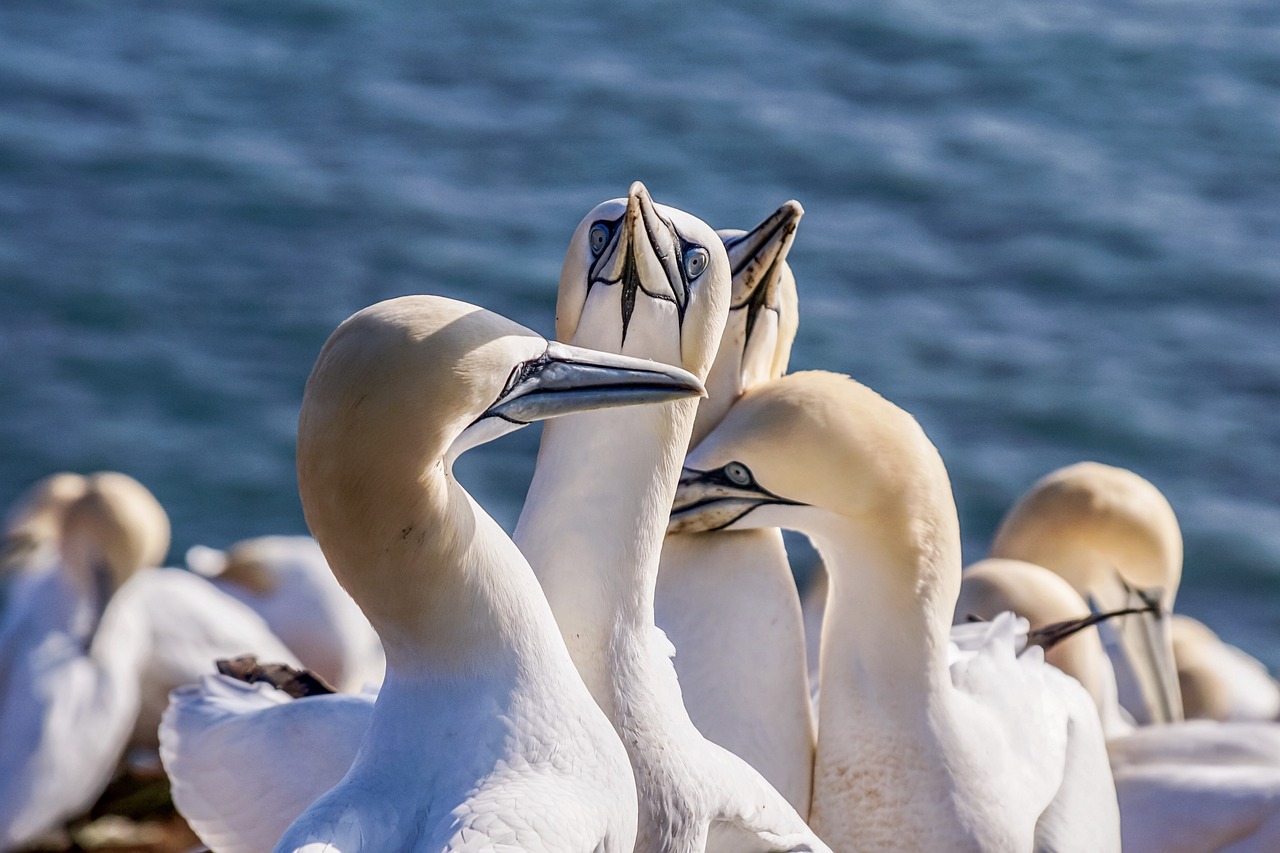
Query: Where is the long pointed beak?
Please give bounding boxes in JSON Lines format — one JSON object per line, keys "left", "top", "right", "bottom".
{"left": 668, "top": 466, "right": 801, "bottom": 534}
{"left": 1091, "top": 582, "right": 1184, "bottom": 724}
{"left": 480, "top": 340, "right": 704, "bottom": 425}
{"left": 722, "top": 200, "right": 803, "bottom": 325}
{"left": 1023, "top": 600, "right": 1159, "bottom": 655}
{"left": 588, "top": 182, "right": 688, "bottom": 339}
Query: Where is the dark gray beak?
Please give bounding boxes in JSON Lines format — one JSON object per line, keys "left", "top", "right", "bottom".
{"left": 1091, "top": 581, "right": 1184, "bottom": 724}
{"left": 721, "top": 199, "right": 803, "bottom": 340}
{"left": 480, "top": 341, "right": 704, "bottom": 425}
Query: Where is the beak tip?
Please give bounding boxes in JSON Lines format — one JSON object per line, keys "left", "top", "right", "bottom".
{"left": 628, "top": 180, "right": 649, "bottom": 201}
{"left": 782, "top": 199, "right": 805, "bottom": 221}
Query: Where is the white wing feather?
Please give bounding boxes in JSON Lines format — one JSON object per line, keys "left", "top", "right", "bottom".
{"left": 160, "top": 675, "right": 373, "bottom": 853}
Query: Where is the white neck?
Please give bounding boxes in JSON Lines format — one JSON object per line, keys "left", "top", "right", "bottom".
{"left": 655, "top": 528, "right": 815, "bottom": 812}
{"left": 812, "top": 516, "right": 956, "bottom": 728}
{"left": 515, "top": 397, "right": 694, "bottom": 716}
{"left": 317, "top": 456, "right": 563, "bottom": 679}
{"left": 808, "top": 511, "right": 968, "bottom": 848}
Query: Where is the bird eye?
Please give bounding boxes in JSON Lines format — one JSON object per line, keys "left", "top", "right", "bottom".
{"left": 589, "top": 222, "right": 611, "bottom": 256}
{"left": 724, "top": 462, "right": 753, "bottom": 486}
{"left": 684, "top": 246, "right": 710, "bottom": 279}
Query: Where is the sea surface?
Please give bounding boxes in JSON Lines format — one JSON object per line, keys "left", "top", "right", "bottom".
{"left": 2, "top": 1, "right": 1278, "bottom": 663}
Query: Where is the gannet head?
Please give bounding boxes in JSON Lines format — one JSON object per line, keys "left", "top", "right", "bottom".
{"left": 298, "top": 295, "right": 705, "bottom": 544}
{"left": 186, "top": 536, "right": 310, "bottom": 596}
{"left": 556, "top": 181, "right": 730, "bottom": 380}
{"left": 297, "top": 295, "right": 705, "bottom": 655}
{"left": 59, "top": 472, "right": 170, "bottom": 613}
{"left": 956, "top": 558, "right": 1113, "bottom": 712}
{"left": 691, "top": 200, "right": 803, "bottom": 447}
{"left": 2, "top": 472, "right": 88, "bottom": 573}
{"left": 990, "top": 461, "right": 1184, "bottom": 723}
{"left": 670, "top": 372, "right": 959, "bottom": 599}
{"left": 1168, "top": 614, "right": 1256, "bottom": 721}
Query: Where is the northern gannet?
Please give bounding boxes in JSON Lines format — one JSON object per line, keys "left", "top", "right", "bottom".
{"left": 654, "top": 200, "right": 815, "bottom": 816}
{"left": 955, "top": 556, "right": 1280, "bottom": 852}
{"left": 1170, "top": 613, "right": 1280, "bottom": 723}
{"left": 990, "top": 462, "right": 1185, "bottom": 724}
{"left": 187, "top": 535, "right": 385, "bottom": 692}
{"left": 0, "top": 473, "right": 295, "bottom": 848}
{"left": 517, "top": 183, "right": 828, "bottom": 852}
{"left": 1, "top": 473, "right": 88, "bottom": 581}
{"left": 0, "top": 473, "right": 89, "bottom": 644}
{"left": 671, "top": 372, "right": 1120, "bottom": 852}
{"left": 268, "top": 294, "right": 708, "bottom": 852}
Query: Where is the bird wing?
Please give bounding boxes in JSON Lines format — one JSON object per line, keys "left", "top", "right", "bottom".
{"left": 160, "top": 673, "right": 372, "bottom": 853}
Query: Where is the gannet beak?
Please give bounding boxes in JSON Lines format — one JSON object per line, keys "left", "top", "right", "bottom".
{"left": 667, "top": 465, "right": 802, "bottom": 534}
{"left": 722, "top": 200, "right": 803, "bottom": 342}
{"left": 1091, "top": 582, "right": 1184, "bottom": 724}
{"left": 589, "top": 181, "right": 689, "bottom": 340}
{"left": 479, "top": 341, "right": 705, "bottom": 426}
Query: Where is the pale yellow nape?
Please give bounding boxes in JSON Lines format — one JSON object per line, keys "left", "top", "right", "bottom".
{"left": 990, "top": 461, "right": 1182, "bottom": 607}
{"left": 296, "top": 295, "right": 547, "bottom": 665}
{"left": 59, "top": 471, "right": 171, "bottom": 595}
{"left": 692, "top": 370, "right": 954, "bottom": 543}
{"left": 957, "top": 558, "right": 1113, "bottom": 713}
{"left": 2, "top": 472, "right": 89, "bottom": 571}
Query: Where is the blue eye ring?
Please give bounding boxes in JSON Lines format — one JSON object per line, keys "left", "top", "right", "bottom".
{"left": 724, "top": 462, "right": 752, "bottom": 486}
{"left": 684, "top": 245, "right": 710, "bottom": 279}
{"left": 589, "top": 222, "right": 611, "bottom": 256}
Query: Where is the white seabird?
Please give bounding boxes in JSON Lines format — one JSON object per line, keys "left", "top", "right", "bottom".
{"left": 671, "top": 372, "right": 1120, "bottom": 852}
{"left": 517, "top": 183, "right": 829, "bottom": 853}
{"left": 267, "top": 294, "right": 709, "bottom": 852}
{"left": 0, "top": 472, "right": 297, "bottom": 848}
{"left": 1170, "top": 613, "right": 1280, "bottom": 723}
{"left": 956, "top": 556, "right": 1280, "bottom": 852}
{"left": 654, "top": 199, "right": 815, "bottom": 816}
{"left": 0, "top": 472, "right": 89, "bottom": 627}
{"left": 990, "top": 461, "right": 1185, "bottom": 725}
{"left": 186, "top": 535, "right": 385, "bottom": 693}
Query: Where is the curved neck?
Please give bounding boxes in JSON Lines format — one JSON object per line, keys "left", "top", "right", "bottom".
{"left": 811, "top": 512, "right": 960, "bottom": 729}
{"left": 515, "top": 397, "right": 695, "bottom": 707}
{"left": 312, "top": 454, "right": 559, "bottom": 677}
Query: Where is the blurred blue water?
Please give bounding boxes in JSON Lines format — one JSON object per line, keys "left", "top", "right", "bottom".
{"left": 2, "top": 1, "right": 1278, "bottom": 662}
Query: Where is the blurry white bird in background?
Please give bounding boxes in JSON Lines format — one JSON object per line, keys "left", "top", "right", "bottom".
{"left": 186, "top": 535, "right": 384, "bottom": 693}
{"left": 0, "top": 472, "right": 298, "bottom": 850}
{"left": 957, "top": 554, "right": 1280, "bottom": 852}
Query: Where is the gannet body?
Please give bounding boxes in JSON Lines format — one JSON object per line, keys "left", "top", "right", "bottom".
{"left": 187, "top": 535, "right": 385, "bottom": 692}
{"left": 1171, "top": 614, "right": 1280, "bottom": 723}
{"left": 263, "top": 295, "right": 706, "bottom": 852}
{"left": 654, "top": 200, "right": 815, "bottom": 816}
{"left": 519, "top": 185, "right": 827, "bottom": 852}
{"left": 672, "top": 372, "right": 1120, "bottom": 852}
{"left": 159, "top": 198, "right": 713, "bottom": 851}
{"left": 162, "top": 675, "right": 374, "bottom": 853}
{"left": 991, "top": 462, "right": 1185, "bottom": 725}
{"left": 956, "top": 556, "right": 1280, "bottom": 852}
{"left": 0, "top": 473, "right": 88, "bottom": 636}
{"left": 0, "top": 474, "right": 295, "bottom": 848}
